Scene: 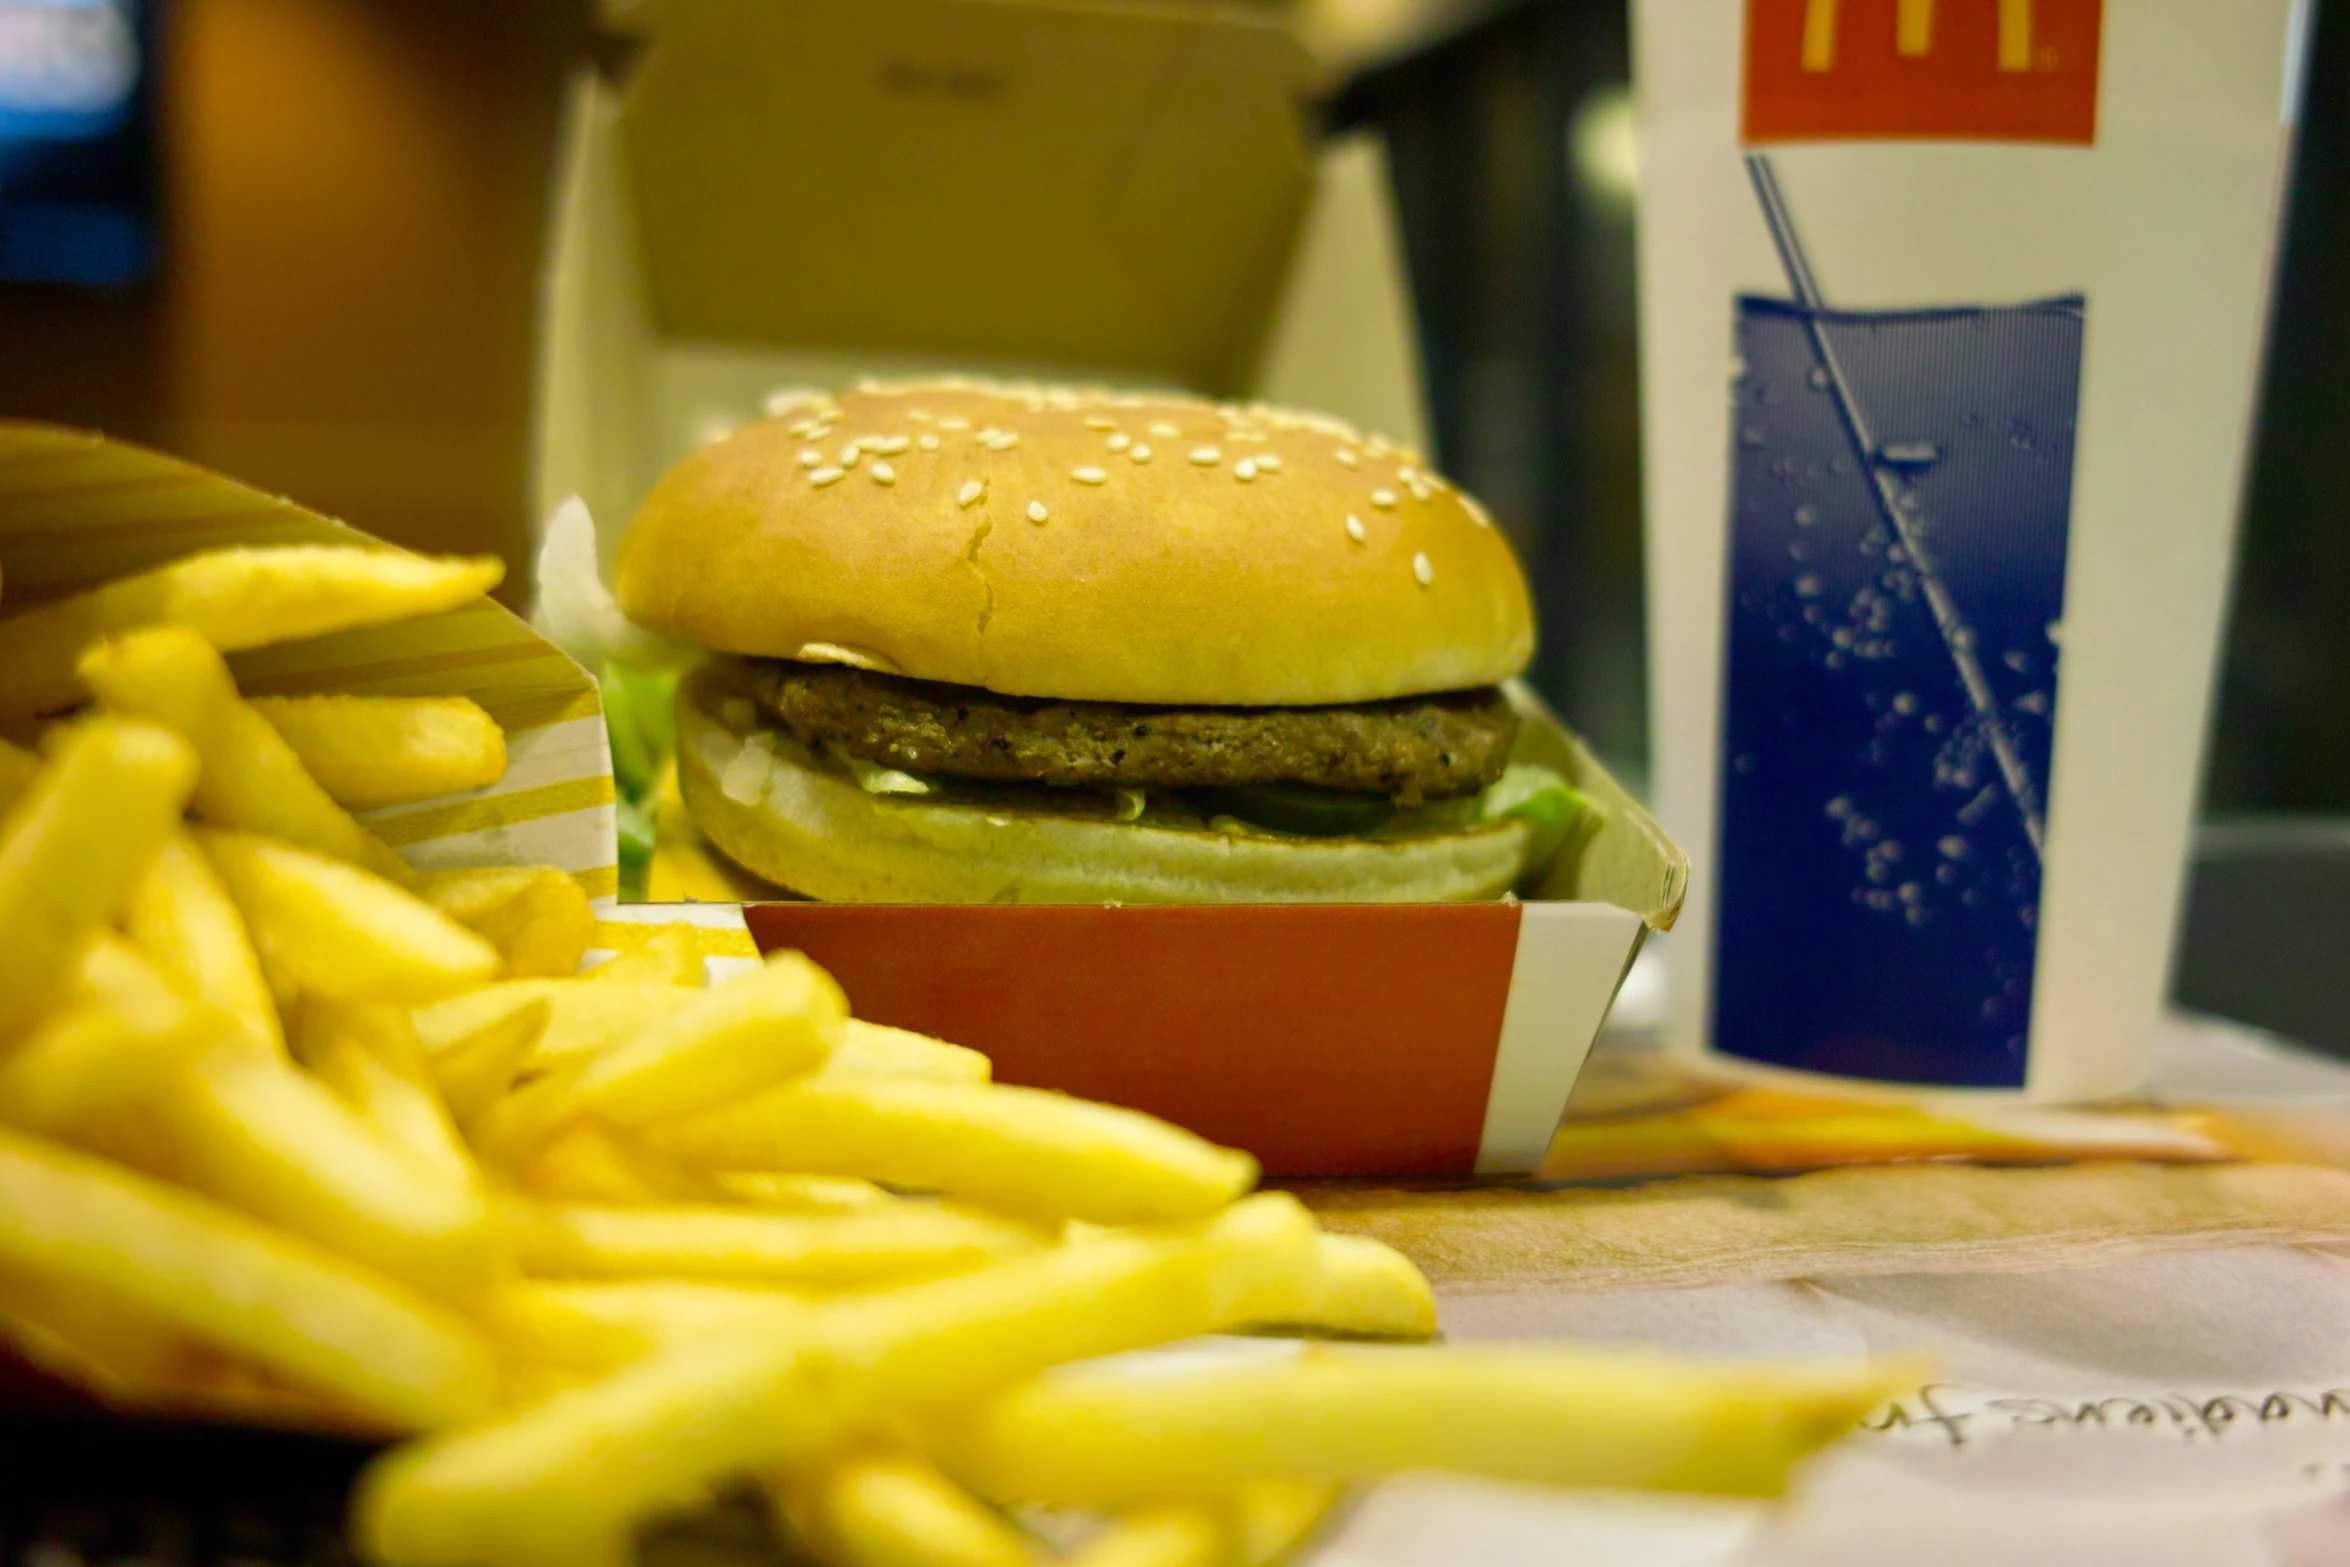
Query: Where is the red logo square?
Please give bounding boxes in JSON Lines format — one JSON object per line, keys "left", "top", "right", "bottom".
{"left": 1744, "top": 0, "right": 2103, "bottom": 145}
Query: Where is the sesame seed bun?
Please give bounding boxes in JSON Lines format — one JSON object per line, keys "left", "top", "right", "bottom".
{"left": 614, "top": 380, "right": 1535, "bottom": 706}
{"left": 676, "top": 670, "right": 1536, "bottom": 904}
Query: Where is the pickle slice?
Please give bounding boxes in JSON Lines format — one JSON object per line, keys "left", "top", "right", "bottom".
{"left": 1187, "top": 783, "right": 1394, "bottom": 837}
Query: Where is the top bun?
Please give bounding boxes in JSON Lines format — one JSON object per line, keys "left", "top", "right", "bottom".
{"left": 614, "top": 380, "right": 1535, "bottom": 707}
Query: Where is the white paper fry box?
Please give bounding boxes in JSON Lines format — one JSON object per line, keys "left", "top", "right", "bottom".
{"left": 0, "top": 422, "right": 617, "bottom": 897}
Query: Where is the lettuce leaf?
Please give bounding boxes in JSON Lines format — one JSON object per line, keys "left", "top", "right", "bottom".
{"left": 1479, "top": 763, "right": 1605, "bottom": 874}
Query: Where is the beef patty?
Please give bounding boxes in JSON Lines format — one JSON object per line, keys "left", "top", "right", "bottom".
{"left": 737, "top": 659, "right": 1519, "bottom": 805}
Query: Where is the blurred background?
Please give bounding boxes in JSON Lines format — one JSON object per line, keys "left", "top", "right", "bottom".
{"left": 0, "top": 0, "right": 2342, "bottom": 1043}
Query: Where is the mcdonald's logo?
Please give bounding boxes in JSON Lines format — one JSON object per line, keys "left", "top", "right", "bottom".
{"left": 1745, "top": 0, "right": 2102, "bottom": 145}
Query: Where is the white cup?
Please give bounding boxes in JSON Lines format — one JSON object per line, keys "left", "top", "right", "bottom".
{"left": 1634, "top": 0, "right": 2311, "bottom": 1097}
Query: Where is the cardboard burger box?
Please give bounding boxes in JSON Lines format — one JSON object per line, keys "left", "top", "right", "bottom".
{"left": 533, "top": 0, "right": 1687, "bottom": 1179}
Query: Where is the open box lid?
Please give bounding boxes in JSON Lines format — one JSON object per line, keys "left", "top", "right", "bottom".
{"left": 606, "top": 0, "right": 1324, "bottom": 390}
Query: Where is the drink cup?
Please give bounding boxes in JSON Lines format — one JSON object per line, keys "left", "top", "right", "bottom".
{"left": 1634, "top": 0, "right": 2311, "bottom": 1096}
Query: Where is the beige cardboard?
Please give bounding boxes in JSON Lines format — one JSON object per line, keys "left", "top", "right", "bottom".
{"left": 615, "top": 0, "right": 1319, "bottom": 387}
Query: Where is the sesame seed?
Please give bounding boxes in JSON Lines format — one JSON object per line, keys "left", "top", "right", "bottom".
{"left": 1150, "top": 421, "right": 1180, "bottom": 438}
{"left": 1408, "top": 480, "right": 1432, "bottom": 502}
{"left": 939, "top": 417, "right": 971, "bottom": 431}
{"left": 1083, "top": 416, "right": 1118, "bottom": 431}
{"left": 1371, "top": 489, "right": 1397, "bottom": 509}
{"left": 1335, "top": 448, "right": 1359, "bottom": 468}
{"left": 871, "top": 462, "right": 896, "bottom": 485}
{"left": 1189, "top": 447, "right": 1222, "bottom": 466}
{"left": 799, "top": 449, "right": 822, "bottom": 467}
{"left": 1229, "top": 429, "right": 1268, "bottom": 443}
{"left": 1345, "top": 515, "right": 1367, "bottom": 543}
{"left": 957, "top": 479, "right": 986, "bottom": 508}
{"left": 840, "top": 444, "right": 863, "bottom": 468}
{"left": 1234, "top": 459, "right": 1258, "bottom": 482}
{"left": 909, "top": 409, "right": 933, "bottom": 423}
{"left": 1106, "top": 433, "right": 1132, "bottom": 452}
{"left": 918, "top": 433, "right": 942, "bottom": 451}
{"left": 1256, "top": 454, "right": 1281, "bottom": 472}
{"left": 1367, "top": 437, "right": 1393, "bottom": 458}
{"left": 1028, "top": 501, "right": 1049, "bottom": 524}
{"left": 1397, "top": 465, "right": 1419, "bottom": 485}
{"left": 811, "top": 467, "right": 845, "bottom": 487}
{"left": 1413, "top": 552, "right": 1434, "bottom": 586}
{"left": 1462, "top": 495, "right": 1493, "bottom": 528}
{"left": 1072, "top": 466, "right": 1107, "bottom": 485}
{"left": 869, "top": 435, "right": 911, "bottom": 454}
{"left": 788, "top": 420, "right": 820, "bottom": 438}
{"left": 982, "top": 432, "right": 1019, "bottom": 452}
{"left": 1130, "top": 445, "right": 1153, "bottom": 463}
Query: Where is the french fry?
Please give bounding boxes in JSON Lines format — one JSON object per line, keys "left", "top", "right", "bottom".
{"left": 353, "top": 1195, "right": 1322, "bottom": 1567}
{"left": 67, "top": 931, "right": 208, "bottom": 1035}
{"left": 0, "top": 987, "right": 206, "bottom": 1137}
{"left": 822, "top": 1194, "right": 1324, "bottom": 1413}
{"left": 484, "top": 1279, "right": 812, "bottom": 1374}
{"left": 79, "top": 627, "right": 412, "bottom": 882}
{"left": 716, "top": 1172, "right": 894, "bottom": 1212}
{"left": 0, "top": 544, "right": 502, "bottom": 717}
{"left": 530, "top": 978, "right": 696, "bottom": 1059}
{"left": 936, "top": 1343, "right": 1917, "bottom": 1506}
{"left": 646, "top": 1077, "right": 1257, "bottom": 1226}
{"left": 584, "top": 926, "right": 707, "bottom": 986}
{"left": 159, "top": 1044, "right": 499, "bottom": 1303}
{"left": 504, "top": 1196, "right": 1037, "bottom": 1289}
{"left": 250, "top": 694, "right": 506, "bottom": 810}
{"left": 0, "top": 1127, "right": 496, "bottom": 1431}
{"left": 1231, "top": 1481, "right": 1344, "bottom": 1567}
{"left": 488, "top": 952, "right": 844, "bottom": 1159}
{"left": 778, "top": 1449, "right": 1037, "bottom": 1567}
{"left": 4, "top": 997, "right": 500, "bottom": 1302}
{"left": 0, "top": 1263, "right": 233, "bottom": 1398}
{"left": 0, "top": 716, "right": 197, "bottom": 1038}
{"left": 1240, "top": 1233, "right": 1436, "bottom": 1340}
{"left": 418, "top": 867, "right": 593, "bottom": 980}
{"left": 415, "top": 979, "right": 684, "bottom": 1071}
{"left": 823, "top": 1019, "right": 993, "bottom": 1085}
{"left": 360, "top": 1332, "right": 836, "bottom": 1567}
{"left": 0, "top": 734, "right": 36, "bottom": 813}
{"left": 200, "top": 830, "right": 501, "bottom": 1003}
{"left": 520, "top": 1121, "right": 732, "bottom": 1206}
{"left": 1063, "top": 1507, "right": 1224, "bottom": 1567}
{"left": 124, "top": 832, "right": 284, "bottom": 1055}
{"left": 294, "top": 1000, "right": 475, "bottom": 1185}
{"left": 416, "top": 990, "right": 549, "bottom": 1126}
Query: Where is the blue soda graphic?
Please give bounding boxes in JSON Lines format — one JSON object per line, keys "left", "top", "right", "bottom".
{"left": 1710, "top": 157, "right": 2083, "bottom": 1088}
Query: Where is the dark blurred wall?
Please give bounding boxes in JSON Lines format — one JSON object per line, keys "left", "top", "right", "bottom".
{"left": 0, "top": 0, "right": 585, "bottom": 601}
{"left": 1346, "top": 1, "right": 1649, "bottom": 782}
{"left": 2206, "top": 0, "right": 2350, "bottom": 816}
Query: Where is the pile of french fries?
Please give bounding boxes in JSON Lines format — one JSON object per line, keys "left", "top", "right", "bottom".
{"left": 0, "top": 541, "right": 1908, "bottom": 1567}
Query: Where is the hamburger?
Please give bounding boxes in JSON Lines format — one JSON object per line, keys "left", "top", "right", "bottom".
{"left": 612, "top": 380, "right": 1592, "bottom": 903}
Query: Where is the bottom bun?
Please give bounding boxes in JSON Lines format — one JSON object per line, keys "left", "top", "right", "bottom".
{"left": 677, "top": 672, "right": 1535, "bottom": 904}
